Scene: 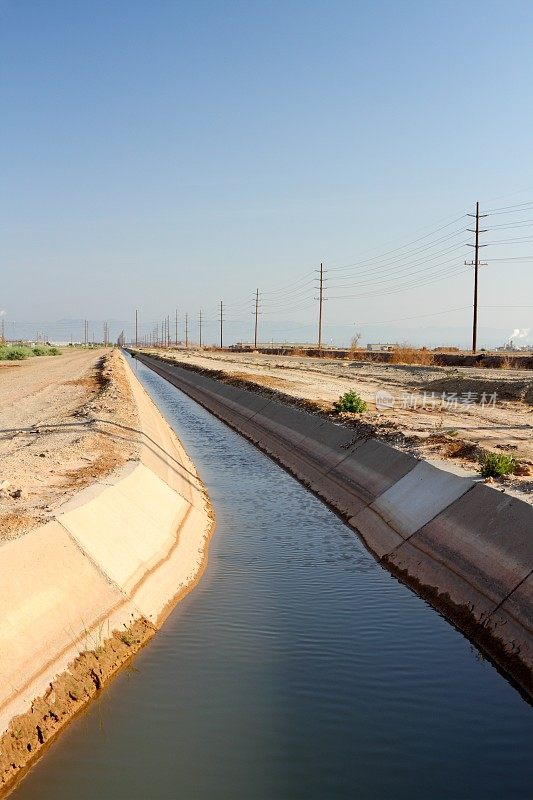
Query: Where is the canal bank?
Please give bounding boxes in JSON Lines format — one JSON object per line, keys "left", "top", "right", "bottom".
{"left": 133, "top": 351, "right": 533, "bottom": 699}
{"left": 10, "top": 355, "right": 533, "bottom": 800}
{"left": 0, "top": 353, "right": 213, "bottom": 796}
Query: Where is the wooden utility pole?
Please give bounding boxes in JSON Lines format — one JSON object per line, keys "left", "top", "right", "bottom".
{"left": 199, "top": 310, "right": 202, "bottom": 348}
{"left": 254, "top": 289, "right": 259, "bottom": 349}
{"left": 220, "top": 301, "right": 223, "bottom": 348}
{"left": 465, "top": 202, "right": 488, "bottom": 354}
{"left": 318, "top": 262, "right": 324, "bottom": 352}
{"left": 185, "top": 313, "right": 189, "bottom": 348}
{"left": 135, "top": 309, "right": 138, "bottom": 347}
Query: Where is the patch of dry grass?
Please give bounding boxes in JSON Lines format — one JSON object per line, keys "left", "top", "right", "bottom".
{"left": 390, "top": 346, "right": 436, "bottom": 366}
{"left": 499, "top": 355, "right": 521, "bottom": 370}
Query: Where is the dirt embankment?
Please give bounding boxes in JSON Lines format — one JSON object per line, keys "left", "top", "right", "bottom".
{"left": 0, "top": 619, "right": 154, "bottom": 794}
{"left": 0, "top": 348, "right": 140, "bottom": 541}
{"left": 138, "top": 348, "right": 533, "bottom": 502}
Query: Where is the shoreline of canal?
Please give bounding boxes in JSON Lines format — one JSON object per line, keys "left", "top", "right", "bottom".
{"left": 134, "top": 351, "right": 533, "bottom": 701}
{"left": 0, "top": 353, "right": 215, "bottom": 797}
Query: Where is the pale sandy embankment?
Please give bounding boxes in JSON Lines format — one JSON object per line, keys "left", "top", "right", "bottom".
{"left": 0, "top": 350, "right": 214, "bottom": 796}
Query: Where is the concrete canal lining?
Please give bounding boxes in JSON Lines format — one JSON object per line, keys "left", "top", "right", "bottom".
{"left": 0, "top": 354, "right": 213, "bottom": 794}
{"left": 135, "top": 352, "right": 533, "bottom": 698}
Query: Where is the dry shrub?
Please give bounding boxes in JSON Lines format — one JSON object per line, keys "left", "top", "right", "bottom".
{"left": 499, "top": 355, "right": 520, "bottom": 370}
{"left": 390, "top": 346, "right": 436, "bottom": 366}
{"left": 443, "top": 440, "right": 479, "bottom": 460}
{"left": 346, "top": 346, "right": 365, "bottom": 360}
{"left": 346, "top": 333, "right": 364, "bottom": 360}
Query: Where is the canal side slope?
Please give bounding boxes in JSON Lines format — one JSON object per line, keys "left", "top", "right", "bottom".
{"left": 135, "top": 351, "right": 533, "bottom": 699}
{"left": 0, "top": 351, "right": 213, "bottom": 795}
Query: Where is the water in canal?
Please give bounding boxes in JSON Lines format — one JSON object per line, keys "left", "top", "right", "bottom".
{"left": 13, "top": 358, "right": 533, "bottom": 799}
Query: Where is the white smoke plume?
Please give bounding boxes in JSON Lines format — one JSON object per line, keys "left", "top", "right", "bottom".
{"left": 510, "top": 328, "right": 529, "bottom": 339}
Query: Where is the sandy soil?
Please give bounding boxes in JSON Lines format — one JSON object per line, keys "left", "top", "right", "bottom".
{"left": 0, "top": 348, "right": 139, "bottom": 541}
{"left": 143, "top": 347, "right": 533, "bottom": 501}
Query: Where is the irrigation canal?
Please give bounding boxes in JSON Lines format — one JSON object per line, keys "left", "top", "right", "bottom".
{"left": 12, "top": 356, "right": 533, "bottom": 799}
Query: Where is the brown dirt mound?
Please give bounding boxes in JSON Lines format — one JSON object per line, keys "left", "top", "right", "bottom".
{"left": 423, "top": 374, "right": 533, "bottom": 404}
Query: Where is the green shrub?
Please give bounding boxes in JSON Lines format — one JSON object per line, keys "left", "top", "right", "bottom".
{"left": 32, "top": 345, "right": 61, "bottom": 356}
{"left": 479, "top": 452, "right": 518, "bottom": 478}
{"left": 4, "top": 346, "right": 33, "bottom": 360}
{"left": 333, "top": 390, "right": 367, "bottom": 414}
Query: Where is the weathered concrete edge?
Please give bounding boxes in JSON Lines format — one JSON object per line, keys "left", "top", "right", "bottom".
{"left": 136, "top": 352, "right": 533, "bottom": 699}
{"left": 0, "top": 353, "right": 214, "bottom": 793}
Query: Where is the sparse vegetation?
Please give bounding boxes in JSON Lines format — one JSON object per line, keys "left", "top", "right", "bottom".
{"left": 0, "top": 344, "right": 61, "bottom": 361}
{"left": 334, "top": 389, "right": 367, "bottom": 413}
{"left": 119, "top": 631, "right": 135, "bottom": 647}
{"left": 499, "top": 355, "right": 520, "bottom": 370}
{"left": 478, "top": 451, "right": 519, "bottom": 478}
{"left": 390, "top": 346, "right": 436, "bottom": 366}
{"left": 32, "top": 345, "right": 61, "bottom": 356}
{"left": 347, "top": 333, "right": 363, "bottom": 359}
{"left": 0, "top": 345, "right": 33, "bottom": 360}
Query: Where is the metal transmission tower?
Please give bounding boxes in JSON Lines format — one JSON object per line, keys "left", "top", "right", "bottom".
{"left": 465, "top": 201, "right": 488, "bottom": 354}
{"left": 175, "top": 309, "right": 178, "bottom": 346}
{"left": 315, "top": 263, "right": 326, "bottom": 352}
{"left": 253, "top": 289, "right": 260, "bottom": 349}
{"left": 199, "top": 310, "right": 202, "bottom": 348}
{"left": 219, "top": 301, "right": 223, "bottom": 348}
{"left": 185, "top": 313, "right": 189, "bottom": 348}
{"left": 135, "top": 309, "right": 138, "bottom": 347}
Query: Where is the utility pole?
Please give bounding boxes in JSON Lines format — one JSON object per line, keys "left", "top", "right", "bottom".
{"left": 254, "top": 289, "right": 259, "bottom": 349}
{"left": 185, "top": 313, "right": 189, "bottom": 348}
{"left": 175, "top": 309, "right": 178, "bottom": 346}
{"left": 199, "top": 310, "right": 202, "bottom": 348}
{"left": 219, "top": 301, "right": 223, "bottom": 348}
{"left": 317, "top": 262, "right": 325, "bottom": 353}
{"left": 167, "top": 315, "right": 170, "bottom": 347}
{"left": 135, "top": 309, "right": 138, "bottom": 347}
{"left": 465, "top": 202, "right": 488, "bottom": 354}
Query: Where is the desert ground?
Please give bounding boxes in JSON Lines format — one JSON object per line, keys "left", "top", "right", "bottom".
{"left": 143, "top": 347, "right": 533, "bottom": 502}
{"left": 0, "top": 348, "right": 139, "bottom": 541}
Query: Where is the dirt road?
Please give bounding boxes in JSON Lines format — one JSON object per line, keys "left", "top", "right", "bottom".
{"left": 143, "top": 348, "right": 532, "bottom": 501}
{"left": 0, "top": 348, "right": 139, "bottom": 540}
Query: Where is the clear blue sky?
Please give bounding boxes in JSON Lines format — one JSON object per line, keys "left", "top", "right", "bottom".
{"left": 1, "top": 0, "right": 532, "bottom": 346}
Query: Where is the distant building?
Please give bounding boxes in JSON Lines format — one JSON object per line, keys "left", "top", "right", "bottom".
{"left": 366, "top": 343, "right": 398, "bottom": 352}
